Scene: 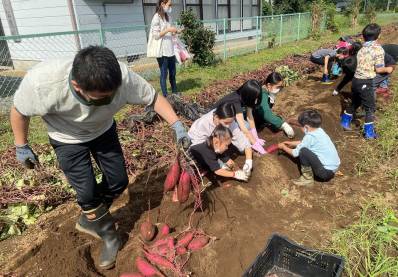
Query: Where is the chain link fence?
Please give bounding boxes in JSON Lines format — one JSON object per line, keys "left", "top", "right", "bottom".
{"left": 0, "top": 12, "right": 397, "bottom": 114}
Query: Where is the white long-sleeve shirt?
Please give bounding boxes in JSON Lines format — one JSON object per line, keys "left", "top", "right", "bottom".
{"left": 150, "top": 13, "right": 174, "bottom": 57}
{"left": 188, "top": 109, "right": 251, "bottom": 152}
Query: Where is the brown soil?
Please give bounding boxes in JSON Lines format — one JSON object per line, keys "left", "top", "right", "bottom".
{"left": 1, "top": 26, "right": 398, "bottom": 277}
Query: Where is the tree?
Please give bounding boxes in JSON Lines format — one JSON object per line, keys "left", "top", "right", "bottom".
{"left": 271, "top": 0, "right": 337, "bottom": 14}
{"left": 273, "top": 0, "right": 309, "bottom": 14}
{"left": 262, "top": 0, "right": 273, "bottom": 15}
{"left": 350, "top": 0, "right": 362, "bottom": 28}
{"left": 179, "top": 9, "right": 216, "bottom": 66}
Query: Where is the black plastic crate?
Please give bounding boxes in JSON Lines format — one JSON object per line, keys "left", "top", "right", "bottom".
{"left": 243, "top": 234, "right": 344, "bottom": 277}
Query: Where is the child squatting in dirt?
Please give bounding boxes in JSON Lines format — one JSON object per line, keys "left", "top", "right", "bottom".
{"left": 252, "top": 71, "right": 295, "bottom": 138}
{"left": 188, "top": 103, "right": 253, "bottom": 178}
{"left": 189, "top": 125, "right": 250, "bottom": 182}
{"left": 213, "top": 79, "right": 267, "bottom": 155}
{"left": 278, "top": 109, "right": 341, "bottom": 187}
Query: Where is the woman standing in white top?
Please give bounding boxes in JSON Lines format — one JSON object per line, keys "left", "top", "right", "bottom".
{"left": 151, "top": 0, "right": 180, "bottom": 96}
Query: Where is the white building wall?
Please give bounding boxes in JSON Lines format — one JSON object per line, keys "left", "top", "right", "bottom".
{"left": 0, "top": 0, "right": 77, "bottom": 66}
{"left": 73, "top": 0, "right": 148, "bottom": 57}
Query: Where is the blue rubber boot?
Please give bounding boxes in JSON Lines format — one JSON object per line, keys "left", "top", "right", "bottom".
{"left": 340, "top": 112, "right": 353, "bottom": 130}
{"left": 321, "top": 74, "right": 333, "bottom": 84}
{"left": 364, "top": 122, "right": 377, "bottom": 139}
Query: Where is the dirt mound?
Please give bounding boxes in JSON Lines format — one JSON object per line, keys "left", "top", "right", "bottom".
{"left": 3, "top": 72, "right": 396, "bottom": 277}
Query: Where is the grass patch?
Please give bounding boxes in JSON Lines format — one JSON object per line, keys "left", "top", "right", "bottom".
{"left": 355, "top": 79, "right": 398, "bottom": 176}
{"left": 0, "top": 115, "right": 48, "bottom": 151}
{"left": 327, "top": 199, "right": 398, "bottom": 277}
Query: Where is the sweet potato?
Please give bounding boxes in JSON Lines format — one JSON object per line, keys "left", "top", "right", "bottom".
{"left": 176, "top": 247, "right": 187, "bottom": 255}
{"left": 164, "top": 159, "right": 180, "bottom": 192}
{"left": 177, "top": 170, "right": 191, "bottom": 203}
{"left": 144, "top": 251, "right": 176, "bottom": 271}
{"left": 187, "top": 235, "right": 209, "bottom": 251}
{"left": 158, "top": 223, "right": 170, "bottom": 238}
{"left": 176, "top": 231, "right": 194, "bottom": 248}
{"left": 135, "top": 256, "right": 164, "bottom": 277}
{"left": 155, "top": 244, "right": 170, "bottom": 257}
{"left": 153, "top": 223, "right": 171, "bottom": 242}
{"left": 150, "top": 236, "right": 174, "bottom": 249}
{"left": 140, "top": 221, "right": 156, "bottom": 242}
{"left": 265, "top": 144, "right": 279, "bottom": 154}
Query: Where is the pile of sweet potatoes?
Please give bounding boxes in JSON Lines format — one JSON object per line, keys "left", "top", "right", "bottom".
{"left": 121, "top": 221, "right": 214, "bottom": 277}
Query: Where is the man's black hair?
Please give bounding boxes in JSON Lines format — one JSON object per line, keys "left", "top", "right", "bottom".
{"left": 72, "top": 46, "right": 122, "bottom": 93}
{"left": 298, "top": 109, "right": 322, "bottom": 128}
{"left": 362, "top": 23, "right": 381, "bottom": 42}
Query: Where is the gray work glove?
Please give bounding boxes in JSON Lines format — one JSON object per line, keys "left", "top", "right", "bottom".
{"left": 16, "top": 144, "right": 38, "bottom": 168}
{"left": 171, "top": 120, "right": 191, "bottom": 150}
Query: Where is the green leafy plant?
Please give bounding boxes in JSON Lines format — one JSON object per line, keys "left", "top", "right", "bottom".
{"left": 262, "top": 0, "right": 273, "bottom": 16}
{"left": 267, "top": 32, "right": 277, "bottom": 48}
{"left": 325, "top": 3, "right": 339, "bottom": 33}
{"left": 0, "top": 204, "right": 44, "bottom": 240}
{"left": 275, "top": 65, "right": 299, "bottom": 86}
{"left": 0, "top": 146, "right": 73, "bottom": 240}
{"left": 310, "top": 0, "right": 324, "bottom": 40}
{"left": 178, "top": 9, "right": 217, "bottom": 66}
{"left": 360, "top": 4, "right": 377, "bottom": 25}
{"left": 345, "top": 0, "right": 362, "bottom": 29}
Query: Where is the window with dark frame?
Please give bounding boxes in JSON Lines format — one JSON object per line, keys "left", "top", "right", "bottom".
{"left": 142, "top": 0, "right": 184, "bottom": 26}
{"left": 142, "top": 0, "right": 260, "bottom": 29}
{"left": 185, "top": 0, "right": 203, "bottom": 20}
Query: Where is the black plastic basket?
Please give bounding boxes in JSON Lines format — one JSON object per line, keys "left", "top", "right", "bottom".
{"left": 243, "top": 234, "right": 344, "bottom": 277}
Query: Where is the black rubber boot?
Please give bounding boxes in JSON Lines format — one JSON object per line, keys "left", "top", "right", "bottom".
{"left": 81, "top": 204, "right": 121, "bottom": 270}
{"left": 75, "top": 213, "right": 101, "bottom": 239}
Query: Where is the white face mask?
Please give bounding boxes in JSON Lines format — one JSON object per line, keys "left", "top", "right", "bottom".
{"left": 304, "top": 127, "right": 309, "bottom": 134}
{"left": 270, "top": 88, "right": 281, "bottom": 94}
{"left": 163, "top": 6, "right": 172, "bottom": 13}
{"left": 268, "top": 87, "right": 281, "bottom": 104}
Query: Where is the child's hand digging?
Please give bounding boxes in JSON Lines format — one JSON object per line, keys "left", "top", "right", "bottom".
{"left": 234, "top": 170, "right": 249, "bottom": 182}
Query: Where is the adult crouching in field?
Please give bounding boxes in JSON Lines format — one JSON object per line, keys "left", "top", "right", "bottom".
{"left": 310, "top": 47, "right": 350, "bottom": 84}
{"left": 9, "top": 46, "right": 190, "bottom": 269}
{"left": 253, "top": 72, "right": 295, "bottom": 138}
{"left": 213, "top": 80, "right": 266, "bottom": 155}
{"left": 148, "top": 0, "right": 181, "bottom": 97}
